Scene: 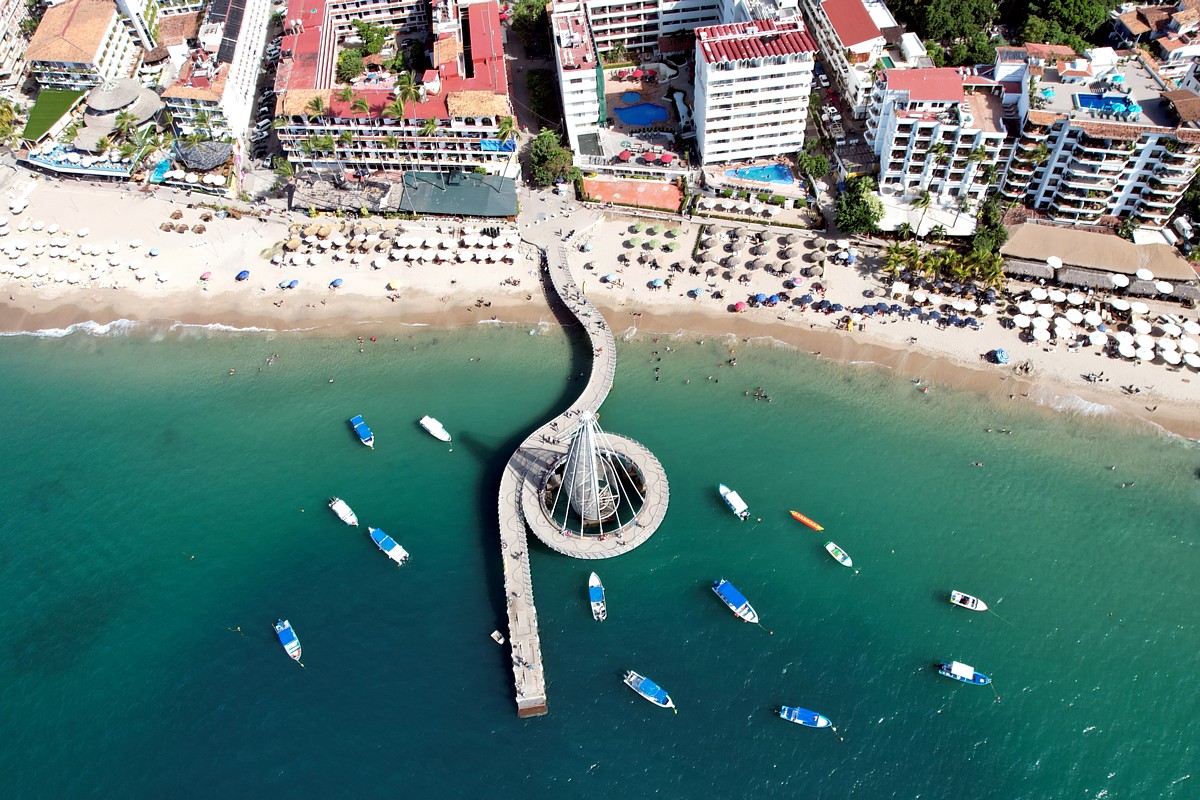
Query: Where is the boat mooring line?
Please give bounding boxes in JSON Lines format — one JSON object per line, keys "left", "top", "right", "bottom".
{"left": 829, "top": 724, "right": 845, "bottom": 742}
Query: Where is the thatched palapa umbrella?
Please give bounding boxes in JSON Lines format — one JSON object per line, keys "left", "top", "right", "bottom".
{"left": 285, "top": 238, "right": 302, "bottom": 250}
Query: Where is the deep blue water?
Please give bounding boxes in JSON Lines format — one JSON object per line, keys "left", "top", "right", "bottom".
{"left": 614, "top": 103, "right": 670, "bottom": 126}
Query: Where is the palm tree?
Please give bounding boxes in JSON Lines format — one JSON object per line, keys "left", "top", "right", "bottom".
{"left": 350, "top": 96, "right": 370, "bottom": 115}
{"left": 334, "top": 87, "right": 354, "bottom": 103}
{"left": 305, "top": 95, "right": 327, "bottom": 120}
{"left": 338, "top": 130, "right": 354, "bottom": 148}
{"left": 882, "top": 241, "right": 908, "bottom": 276}
{"left": 896, "top": 221, "right": 914, "bottom": 240}
{"left": 911, "top": 190, "right": 932, "bottom": 237}
{"left": 114, "top": 110, "right": 139, "bottom": 140}
{"left": 383, "top": 133, "right": 401, "bottom": 155}
{"left": 496, "top": 115, "right": 517, "bottom": 146}
{"left": 95, "top": 135, "right": 111, "bottom": 155}
{"left": 928, "top": 142, "right": 948, "bottom": 170}
{"left": 192, "top": 110, "right": 212, "bottom": 137}
{"left": 116, "top": 141, "right": 139, "bottom": 162}
{"left": 419, "top": 117, "right": 438, "bottom": 156}
{"left": 391, "top": 71, "right": 420, "bottom": 163}
{"left": 928, "top": 223, "right": 947, "bottom": 241}
{"left": 383, "top": 98, "right": 407, "bottom": 160}
{"left": 967, "top": 146, "right": 987, "bottom": 165}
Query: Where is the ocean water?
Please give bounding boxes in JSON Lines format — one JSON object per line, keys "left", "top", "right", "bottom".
{"left": 0, "top": 323, "right": 1196, "bottom": 800}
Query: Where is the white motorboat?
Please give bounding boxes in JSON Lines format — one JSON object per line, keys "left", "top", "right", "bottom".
{"left": 328, "top": 497, "right": 359, "bottom": 526}
{"left": 419, "top": 415, "right": 451, "bottom": 442}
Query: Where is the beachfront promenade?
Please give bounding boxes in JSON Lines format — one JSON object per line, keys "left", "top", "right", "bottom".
{"left": 497, "top": 233, "right": 670, "bottom": 717}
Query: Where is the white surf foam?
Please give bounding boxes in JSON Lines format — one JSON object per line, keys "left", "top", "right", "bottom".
{"left": 0, "top": 319, "right": 142, "bottom": 338}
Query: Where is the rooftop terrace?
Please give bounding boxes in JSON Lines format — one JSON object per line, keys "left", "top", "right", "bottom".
{"left": 553, "top": 11, "right": 594, "bottom": 72}
{"left": 1033, "top": 53, "right": 1177, "bottom": 128}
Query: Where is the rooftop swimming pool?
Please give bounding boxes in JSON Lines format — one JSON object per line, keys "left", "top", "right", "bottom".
{"left": 880, "top": 56, "right": 896, "bottom": 69}
{"left": 614, "top": 103, "right": 669, "bottom": 126}
{"left": 621, "top": 91, "right": 642, "bottom": 104}
{"left": 723, "top": 164, "right": 795, "bottom": 185}
{"left": 1074, "top": 93, "right": 1139, "bottom": 114}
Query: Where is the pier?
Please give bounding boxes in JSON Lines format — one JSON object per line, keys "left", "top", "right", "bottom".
{"left": 497, "top": 238, "right": 670, "bottom": 717}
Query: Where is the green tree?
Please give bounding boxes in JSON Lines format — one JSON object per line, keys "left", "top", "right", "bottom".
{"left": 334, "top": 87, "right": 354, "bottom": 103}
{"left": 305, "top": 95, "right": 327, "bottom": 119}
{"left": 897, "top": 221, "right": 914, "bottom": 240}
{"left": 350, "top": 96, "right": 370, "bottom": 115}
{"left": 529, "top": 130, "right": 579, "bottom": 187}
{"left": 796, "top": 151, "right": 829, "bottom": 178}
{"left": 911, "top": 189, "right": 933, "bottom": 236}
{"left": 114, "top": 109, "right": 139, "bottom": 140}
{"left": 496, "top": 115, "right": 517, "bottom": 145}
{"left": 386, "top": 71, "right": 421, "bottom": 159}
{"left": 834, "top": 176, "right": 884, "bottom": 234}
{"left": 336, "top": 49, "right": 364, "bottom": 84}
{"left": 511, "top": 0, "right": 549, "bottom": 49}
{"left": 351, "top": 20, "right": 390, "bottom": 55}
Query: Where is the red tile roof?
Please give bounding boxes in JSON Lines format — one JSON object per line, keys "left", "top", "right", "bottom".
{"left": 884, "top": 68, "right": 963, "bottom": 103}
{"left": 695, "top": 19, "right": 817, "bottom": 64}
{"left": 1025, "top": 43, "right": 1077, "bottom": 61}
{"left": 820, "top": 0, "right": 882, "bottom": 49}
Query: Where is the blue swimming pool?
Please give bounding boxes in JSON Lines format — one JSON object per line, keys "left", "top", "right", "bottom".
{"left": 614, "top": 102, "right": 669, "bottom": 126}
{"left": 621, "top": 91, "right": 642, "bottom": 104}
{"left": 1074, "top": 93, "right": 1129, "bottom": 113}
{"left": 150, "top": 160, "right": 171, "bottom": 183}
{"left": 724, "top": 164, "right": 795, "bottom": 185}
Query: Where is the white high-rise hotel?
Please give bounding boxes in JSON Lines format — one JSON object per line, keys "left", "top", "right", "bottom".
{"left": 694, "top": 18, "right": 816, "bottom": 164}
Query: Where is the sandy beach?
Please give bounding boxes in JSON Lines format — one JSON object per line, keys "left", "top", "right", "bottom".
{"left": 1, "top": 175, "right": 1197, "bottom": 439}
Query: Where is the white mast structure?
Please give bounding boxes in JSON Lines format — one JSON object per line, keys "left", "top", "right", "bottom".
{"left": 549, "top": 410, "right": 645, "bottom": 534}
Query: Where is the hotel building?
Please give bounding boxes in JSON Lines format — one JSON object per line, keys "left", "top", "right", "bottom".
{"left": 995, "top": 43, "right": 1200, "bottom": 231}
{"left": 552, "top": 7, "right": 602, "bottom": 154}
{"left": 798, "top": 0, "right": 892, "bottom": 119}
{"left": 25, "top": 0, "right": 161, "bottom": 91}
{"left": 572, "top": 0, "right": 721, "bottom": 55}
{"left": 160, "top": 0, "right": 274, "bottom": 142}
{"left": 866, "top": 67, "right": 1011, "bottom": 209}
{"left": 271, "top": 0, "right": 517, "bottom": 177}
{"left": 693, "top": 18, "right": 816, "bottom": 164}
{"left": 0, "top": 0, "right": 33, "bottom": 85}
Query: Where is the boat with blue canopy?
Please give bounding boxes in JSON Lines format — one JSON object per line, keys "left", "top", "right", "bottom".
{"left": 589, "top": 572, "right": 607, "bottom": 621}
{"left": 779, "top": 706, "right": 831, "bottom": 728}
{"left": 368, "top": 527, "right": 410, "bottom": 566}
{"left": 349, "top": 414, "right": 374, "bottom": 448}
{"left": 274, "top": 619, "right": 302, "bottom": 662}
{"left": 711, "top": 578, "right": 759, "bottom": 624}
{"left": 623, "top": 670, "right": 676, "bottom": 711}
{"left": 937, "top": 660, "right": 991, "bottom": 686}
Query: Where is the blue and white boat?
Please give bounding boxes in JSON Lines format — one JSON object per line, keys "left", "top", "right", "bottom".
{"left": 368, "top": 527, "right": 410, "bottom": 566}
{"left": 274, "top": 619, "right": 302, "bottom": 662}
{"left": 937, "top": 660, "right": 991, "bottom": 686}
{"left": 589, "top": 572, "right": 607, "bottom": 621}
{"left": 711, "top": 578, "right": 759, "bottom": 624}
{"left": 623, "top": 670, "right": 676, "bottom": 711}
{"left": 779, "top": 706, "right": 832, "bottom": 728}
{"left": 349, "top": 414, "right": 374, "bottom": 448}
{"left": 718, "top": 483, "right": 750, "bottom": 520}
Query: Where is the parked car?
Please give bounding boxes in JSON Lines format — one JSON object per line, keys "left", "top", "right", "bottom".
{"left": 250, "top": 130, "right": 270, "bottom": 143}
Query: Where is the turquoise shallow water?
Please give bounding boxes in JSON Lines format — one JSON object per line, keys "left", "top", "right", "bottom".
{"left": 0, "top": 324, "right": 1197, "bottom": 799}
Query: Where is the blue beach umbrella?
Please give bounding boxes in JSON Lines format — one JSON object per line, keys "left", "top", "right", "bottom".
{"left": 874, "top": 302, "right": 888, "bottom": 312}
{"left": 602, "top": 273, "right": 618, "bottom": 283}
{"left": 846, "top": 252, "right": 857, "bottom": 264}
{"left": 830, "top": 303, "right": 844, "bottom": 312}
{"left": 890, "top": 304, "right": 903, "bottom": 313}
{"left": 768, "top": 294, "right": 780, "bottom": 304}
{"left": 651, "top": 278, "right": 665, "bottom": 288}
{"left": 288, "top": 279, "right": 299, "bottom": 289}
{"left": 800, "top": 294, "right": 815, "bottom": 304}
{"left": 816, "top": 299, "right": 830, "bottom": 310}
{"left": 909, "top": 306, "right": 921, "bottom": 315}
{"left": 861, "top": 306, "right": 875, "bottom": 315}
{"left": 754, "top": 293, "right": 767, "bottom": 303}
{"left": 148, "top": 248, "right": 160, "bottom": 257}
{"left": 1110, "top": 73, "right": 1126, "bottom": 84}
{"left": 236, "top": 270, "right": 250, "bottom": 281}
{"left": 928, "top": 310, "right": 942, "bottom": 320}
{"left": 330, "top": 278, "right": 343, "bottom": 288}
{"left": 993, "top": 348, "right": 1009, "bottom": 364}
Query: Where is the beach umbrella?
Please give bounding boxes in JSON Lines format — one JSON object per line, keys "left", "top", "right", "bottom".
{"left": 651, "top": 278, "right": 665, "bottom": 288}
{"left": 1160, "top": 322, "right": 1182, "bottom": 337}
{"left": 962, "top": 300, "right": 978, "bottom": 313}
{"left": 1032, "top": 327, "right": 1051, "bottom": 341}
{"left": 1109, "top": 298, "right": 1131, "bottom": 311}
{"left": 1129, "top": 301, "right": 1150, "bottom": 315}
{"left": 1110, "top": 273, "right": 1130, "bottom": 287}
{"left": 769, "top": 294, "right": 782, "bottom": 304}
{"left": 602, "top": 274, "right": 618, "bottom": 283}
{"left": 1134, "top": 346, "right": 1154, "bottom": 361}
{"left": 1155, "top": 281, "right": 1174, "bottom": 294}
{"left": 156, "top": 272, "right": 172, "bottom": 282}
{"left": 1135, "top": 334, "right": 1155, "bottom": 350}
{"left": 1113, "top": 330, "right": 1134, "bottom": 345}
{"left": 1046, "top": 256, "right": 1063, "bottom": 269}
{"left": 1037, "top": 303, "right": 1054, "bottom": 318}
{"left": 1067, "top": 292, "right": 1085, "bottom": 305}
{"left": 754, "top": 293, "right": 767, "bottom": 303}
{"left": 1118, "top": 343, "right": 1136, "bottom": 358}
{"left": 928, "top": 310, "right": 942, "bottom": 320}
{"left": 830, "top": 303, "right": 844, "bottom": 312}
{"left": 1178, "top": 337, "right": 1199, "bottom": 353}
{"left": 330, "top": 278, "right": 343, "bottom": 288}
{"left": 288, "top": 279, "right": 299, "bottom": 289}
{"left": 992, "top": 348, "right": 1009, "bottom": 364}
{"left": 236, "top": 270, "right": 250, "bottom": 281}
{"left": 1029, "top": 287, "right": 1048, "bottom": 300}
{"left": 1185, "top": 353, "right": 1200, "bottom": 369}
{"left": 148, "top": 248, "right": 160, "bottom": 257}
{"left": 1065, "top": 308, "right": 1084, "bottom": 324}
{"left": 874, "top": 302, "right": 888, "bottom": 312}
{"left": 1087, "top": 331, "right": 1108, "bottom": 346}
{"left": 1048, "top": 289, "right": 1067, "bottom": 303}
{"left": 800, "top": 294, "right": 815, "bottom": 305}
{"left": 912, "top": 290, "right": 929, "bottom": 304}
{"left": 734, "top": 302, "right": 747, "bottom": 312}
{"left": 1183, "top": 320, "right": 1200, "bottom": 335}
{"left": 1031, "top": 317, "right": 1050, "bottom": 329}
{"left": 689, "top": 288, "right": 706, "bottom": 298}
{"left": 278, "top": 280, "right": 289, "bottom": 289}
{"left": 1135, "top": 268, "right": 1154, "bottom": 281}
{"left": 52, "top": 271, "right": 66, "bottom": 282}
{"left": 1083, "top": 310, "right": 1103, "bottom": 326}
{"left": 1013, "top": 314, "right": 1031, "bottom": 328}
{"left": 861, "top": 306, "right": 876, "bottom": 316}
{"left": 200, "top": 271, "right": 212, "bottom": 281}
{"left": 1159, "top": 338, "right": 1178, "bottom": 352}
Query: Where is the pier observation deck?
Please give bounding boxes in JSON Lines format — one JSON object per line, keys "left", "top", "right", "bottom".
{"left": 497, "top": 237, "right": 670, "bottom": 717}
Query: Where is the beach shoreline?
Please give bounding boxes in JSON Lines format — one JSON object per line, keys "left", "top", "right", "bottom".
{"left": 0, "top": 178, "right": 1196, "bottom": 439}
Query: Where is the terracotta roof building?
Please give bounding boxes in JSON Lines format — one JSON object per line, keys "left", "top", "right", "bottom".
{"left": 26, "top": 0, "right": 159, "bottom": 90}
{"left": 799, "top": 0, "right": 894, "bottom": 119}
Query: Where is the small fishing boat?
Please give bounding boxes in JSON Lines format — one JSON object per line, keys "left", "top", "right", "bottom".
{"left": 419, "top": 415, "right": 451, "bottom": 442}
{"left": 623, "top": 670, "right": 675, "bottom": 710}
{"left": 718, "top": 484, "right": 750, "bottom": 521}
{"left": 328, "top": 497, "right": 358, "bottom": 527}
{"left": 589, "top": 572, "right": 607, "bottom": 621}
{"left": 349, "top": 414, "right": 374, "bottom": 448}
{"left": 490, "top": 630, "right": 506, "bottom": 645}
{"left": 789, "top": 510, "right": 824, "bottom": 531}
{"left": 711, "top": 578, "right": 759, "bottom": 624}
{"left": 937, "top": 660, "right": 991, "bottom": 686}
{"left": 274, "top": 619, "right": 302, "bottom": 662}
{"left": 824, "top": 541, "right": 853, "bottom": 568}
{"left": 779, "top": 706, "right": 832, "bottom": 728}
{"left": 368, "top": 527, "right": 410, "bottom": 566}
{"left": 949, "top": 590, "right": 988, "bottom": 612}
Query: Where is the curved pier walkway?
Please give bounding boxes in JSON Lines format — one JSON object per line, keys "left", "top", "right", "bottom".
{"left": 497, "top": 237, "right": 669, "bottom": 717}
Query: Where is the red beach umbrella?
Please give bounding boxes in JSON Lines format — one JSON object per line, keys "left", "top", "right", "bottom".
{"left": 734, "top": 301, "right": 747, "bottom": 312}
{"left": 632, "top": 69, "right": 644, "bottom": 78}
{"left": 659, "top": 153, "right": 674, "bottom": 164}
{"left": 643, "top": 152, "right": 658, "bottom": 162}
{"left": 617, "top": 150, "right": 632, "bottom": 161}
{"left": 199, "top": 271, "right": 212, "bottom": 281}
